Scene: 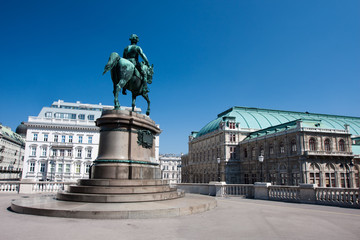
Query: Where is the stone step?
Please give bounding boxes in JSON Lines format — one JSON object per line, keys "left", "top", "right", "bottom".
{"left": 56, "top": 190, "right": 185, "bottom": 203}
{"left": 69, "top": 185, "right": 172, "bottom": 194}
{"left": 78, "top": 179, "right": 170, "bottom": 187}
{"left": 11, "top": 193, "right": 217, "bottom": 219}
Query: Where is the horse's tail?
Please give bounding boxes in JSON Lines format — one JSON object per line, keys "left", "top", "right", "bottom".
{"left": 103, "top": 52, "right": 120, "bottom": 75}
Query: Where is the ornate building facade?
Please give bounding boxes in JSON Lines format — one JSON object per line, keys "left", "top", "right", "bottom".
{"left": 239, "top": 119, "right": 359, "bottom": 188}
{"left": 0, "top": 124, "right": 25, "bottom": 180}
{"left": 182, "top": 107, "right": 360, "bottom": 188}
{"left": 159, "top": 154, "right": 181, "bottom": 184}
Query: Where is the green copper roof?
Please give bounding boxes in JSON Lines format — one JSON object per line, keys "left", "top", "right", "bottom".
{"left": 195, "top": 107, "right": 360, "bottom": 138}
{"left": 352, "top": 145, "right": 360, "bottom": 155}
{"left": 244, "top": 119, "right": 337, "bottom": 140}
{"left": 0, "top": 124, "right": 25, "bottom": 145}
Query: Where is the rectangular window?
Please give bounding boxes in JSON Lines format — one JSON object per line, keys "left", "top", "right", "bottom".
{"left": 54, "top": 135, "right": 58, "bottom": 142}
{"left": 40, "top": 163, "right": 46, "bottom": 173}
{"left": 44, "top": 134, "right": 48, "bottom": 142}
{"left": 292, "top": 173, "right": 299, "bottom": 185}
{"left": 33, "top": 133, "right": 38, "bottom": 141}
{"left": 88, "top": 136, "right": 93, "bottom": 144}
{"left": 61, "top": 135, "right": 66, "bottom": 143}
{"left": 52, "top": 149, "right": 57, "bottom": 157}
{"left": 86, "top": 164, "right": 91, "bottom": 174}
{"left": 76, "top": 164, "right": 81, "bottom": 174}
{"left": 41, "top": 147, "right": 47, "bottom": 157}
{"left": 69, "top": 136, "right": 73, "bottom": 143}
{"left": 77, "top": 149, "right": 82, "bottom": 158}
{"left": 87, "top": 149, "right": 92, "bottom": 158}
{"left": 50, "top": 163, "right": 55, "bottom": 173}
{"left": 230, "top": 147, "right": 236, "bottom": 159}
{"left": 57, "top": 164, "right": 63, "bottom": 173}
{"left": 270, "top": 146, "right": 274, "bottom": 155}
{"left": 29, "top": 162, "right": 35, "bottom": 172}
{"left": 45, "top": 112, "right": 52, "bottom": 118}
{"left": 280, "top": 173, "right": 287, "bottom": 185}
{"left": 67, "top": 149, "right": 72, "bottom": 157}
{"left": 78, "top": 136, "right": 83, "bottom": 143}
{"left": 31, "top": 147, "right": 36, "bottom": 156}
{"left": 280, "top": 146, "right": 285, "bottom": 153}
{"left": 88, "top": 115, "right": 95, "bottom": 120}
{"left": 78, "top": 114, "right": 85, "bottom": 120}
{"left": 230, "top": 134, "right": 236, "bottom": 142}
{"left": 66, "top": 164, "right": 71, "bottom": 173}
{"left": 60, "top": 149, "right": 65, "bottom": 157}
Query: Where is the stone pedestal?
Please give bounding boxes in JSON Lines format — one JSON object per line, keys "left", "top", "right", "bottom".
{"left": 57, "top": 110, "right": 183, "bottom": 203}
{"left": 254, "top": 182, "right": 271, "bottom": 200}
{"left": 299, "top": 183, "right": 317, "bottom": 204}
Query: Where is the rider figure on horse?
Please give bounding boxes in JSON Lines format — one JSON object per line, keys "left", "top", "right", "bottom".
{"left": 123, "top": 34, "right": 150, "bottom": 94}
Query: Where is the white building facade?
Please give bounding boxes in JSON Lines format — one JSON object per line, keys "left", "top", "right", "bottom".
{"left": 160, "top": 154, "right": 181, "bottom": 184}
{"left": 0, "top": 124, "right": 25, "bottom": 180}
{"left": 21, "top": 100, "right": 144, "bottom": 182}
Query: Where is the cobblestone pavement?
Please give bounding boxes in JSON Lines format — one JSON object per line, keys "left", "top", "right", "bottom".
{"left": 1, "top": 193, "right": 359, "bottom": 240}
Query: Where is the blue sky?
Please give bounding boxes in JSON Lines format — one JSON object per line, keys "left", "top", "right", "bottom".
{"left": 1, "top": 0, "right": 359, "bottom": 154}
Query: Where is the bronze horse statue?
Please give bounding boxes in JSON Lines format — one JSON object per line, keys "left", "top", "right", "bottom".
{"left": 103, "top": 52, "right": 154, "bottom": 115}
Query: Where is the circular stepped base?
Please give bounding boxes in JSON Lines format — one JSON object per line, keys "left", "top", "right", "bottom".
{"left": 57, "top": 189, "right": 184, "bottom": 203}
{"left": 69, "top": 185, "right": 172, "bottom": 194}
{"left": 11, "top": 194, "right": 217, "bottom": 219}
{"left": 78, "top": 179, "right": 170, "bottom": 186}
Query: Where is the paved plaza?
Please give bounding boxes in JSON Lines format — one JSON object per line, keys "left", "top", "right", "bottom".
{"left": 1, "top": 193, "right": 359, "bottom": 240}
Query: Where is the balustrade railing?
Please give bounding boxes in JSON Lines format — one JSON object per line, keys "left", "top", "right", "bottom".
{"left": 316, "top": 187, "right": 359, "bottom": 207}
{"left": 223, "top": 184, "right": 254, "bottom": 198}
{"left": 268, "top": 185, "right": 300, "bottom": 201}
{"left": 0, "top": 181, "right": 76, "bottom": 194}
{"left": 0, "top": 181, "right": 20, "bottom": 192}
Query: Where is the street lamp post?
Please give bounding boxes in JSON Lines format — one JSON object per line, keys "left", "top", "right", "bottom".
{"left": 258, "top": 155, "right": 264, "bottom": 182}
{"left": 217, "top": 158, "right": 221, "bottom": 182}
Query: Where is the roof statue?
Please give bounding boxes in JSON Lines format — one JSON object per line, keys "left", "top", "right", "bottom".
{"left": 103, "top": 34, "right": 154, "bottom": 115}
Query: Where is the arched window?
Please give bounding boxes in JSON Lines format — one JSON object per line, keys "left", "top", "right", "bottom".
{"left": 291, "top": 140, "right": 297, "bottom": 152}
{"left": 309, "top": 138, "right": 316, "bottom": 151}
{"left": 324, "top": 139, "right": 331, "bottom": 152}
{"left": 309, "top": 163, "right": 320, "bottom": 186}
{"left": 251, "top": 148, "right": 255, "bottom": 158}
{"left": 279, "top": 142, "right": 285, "bottom": 153}
{"left": 339, "top": 139, "right": 345, "bottom": 152}
{"left": 269, "top": 144, "right": 274, "bottom": 155}
{"left": 260, "top": 146, "right": 264, "bottom": 156}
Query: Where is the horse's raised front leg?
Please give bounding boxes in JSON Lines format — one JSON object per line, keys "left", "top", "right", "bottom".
{"left": 143, "top": 93, "right": 150, "bottom": 116}
{"left": 113, "top": 83, "right": 121, "bottom": 110}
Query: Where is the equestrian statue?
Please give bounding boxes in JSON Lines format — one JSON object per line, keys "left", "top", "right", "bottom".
{"left": 103, "top": 34, "right": 154, "bottom": 115}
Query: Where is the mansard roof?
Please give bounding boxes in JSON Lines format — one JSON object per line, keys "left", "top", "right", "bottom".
{"left": 195, "top": 107, "right": 360, "bottom": 138}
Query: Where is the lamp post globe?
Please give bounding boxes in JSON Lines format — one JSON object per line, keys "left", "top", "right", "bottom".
{"left": 258, "top": 155, "right": 264, "bottom": 182}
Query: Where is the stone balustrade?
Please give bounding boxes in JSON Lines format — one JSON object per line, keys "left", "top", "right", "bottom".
{"left": 268, "top": 185, "right": 300, "bottom": 202}
{"left": 316, "top": 187, "right": 359, "bottom": 207}
{"left": 3, "top": 181, "right": 359, "bottom": 208}
{"left": 0, "top": 182, "right": 20, "bottom": 192}
{"left": 223, "top": 184, "right": 254, "bottom": 198}
{"left": 177, "top": 182, "right": 359, "bottom": 208}
{"left": 0, "top": 181, "right": 76, "bottom": 194}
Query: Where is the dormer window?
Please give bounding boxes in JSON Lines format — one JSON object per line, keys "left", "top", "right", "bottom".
{"left": 229, "top": 122, "right": 236, "bottom": 129}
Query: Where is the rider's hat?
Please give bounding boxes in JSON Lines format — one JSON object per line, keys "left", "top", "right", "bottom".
{"left": 129, "top": 34, "right": 139, "bottom": 43}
